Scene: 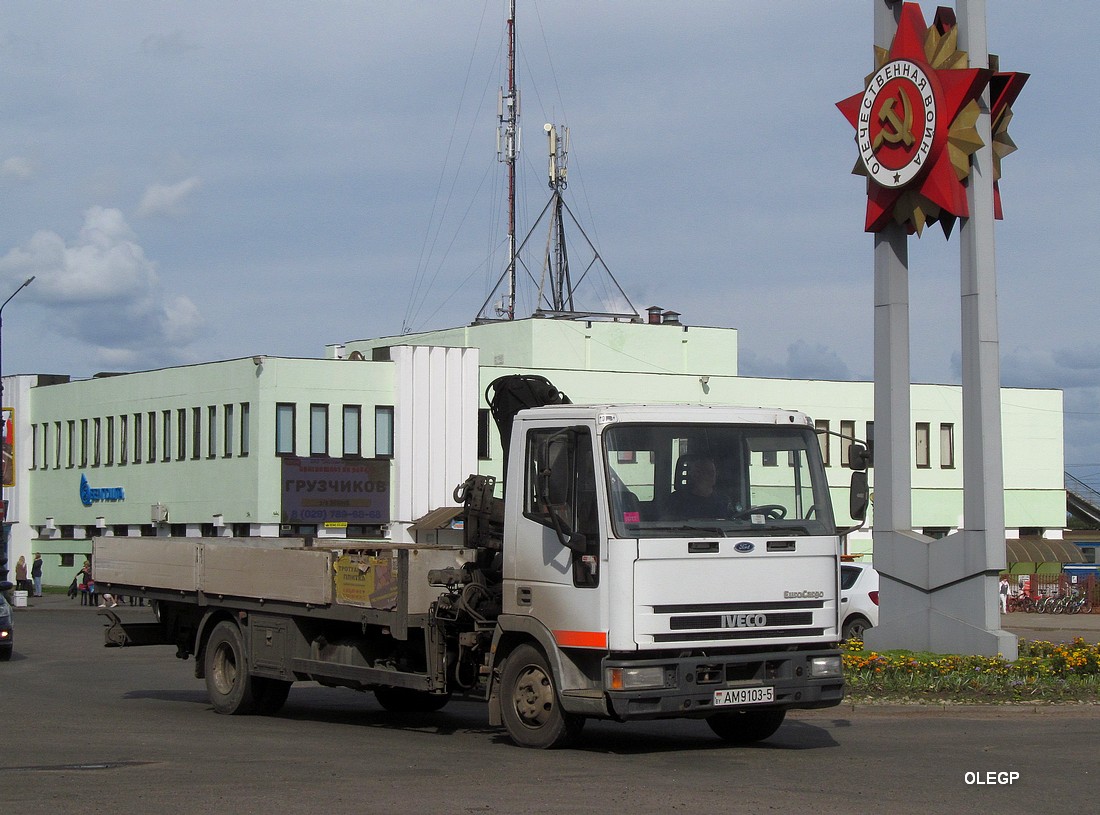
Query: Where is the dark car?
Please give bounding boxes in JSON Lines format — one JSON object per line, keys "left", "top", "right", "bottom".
{"left": 0, "top": 589, "right": 12, "bottom": 660}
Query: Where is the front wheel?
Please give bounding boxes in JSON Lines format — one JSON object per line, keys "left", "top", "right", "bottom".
{"left": 707, "top": 709, "right": 786, "bottom": 744}
{"left": 499, "top": 643, "right": 584, "bottom": 749}
{"left": 204, "top": 620, "right": 256, "bottom": 715}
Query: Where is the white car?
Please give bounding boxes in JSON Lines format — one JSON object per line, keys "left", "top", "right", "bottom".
{"left": 840, "top": 563, "right": 879, "bottom": 641}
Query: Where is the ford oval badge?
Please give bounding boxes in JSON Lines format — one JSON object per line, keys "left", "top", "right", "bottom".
{"left": 734, "top": 542, "right": 755, "bottom": 553}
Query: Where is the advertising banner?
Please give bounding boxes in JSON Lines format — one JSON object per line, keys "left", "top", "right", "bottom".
{"left": 281, "top": 456, "right": 390, "bottom": 526}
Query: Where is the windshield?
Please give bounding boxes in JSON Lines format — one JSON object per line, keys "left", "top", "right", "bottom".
{"left": 603, "top": 422, "right": 835, "bottom": 538}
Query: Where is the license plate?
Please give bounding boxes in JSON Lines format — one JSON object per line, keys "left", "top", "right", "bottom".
{"left": 713, "top": 686, "right": 774, "bottom": 706}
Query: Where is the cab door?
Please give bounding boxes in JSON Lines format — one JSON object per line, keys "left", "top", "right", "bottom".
{"left": 503, "top": 424, "right": 606, "bottom": 647}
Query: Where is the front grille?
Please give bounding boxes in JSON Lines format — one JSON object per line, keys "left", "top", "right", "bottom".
{"left": 653, "top": 627, "right": 826, "bottom": 643}
{"left": 653, "top": 599, "right": 824, "bottom": 614}
{"left": 669, "top": 611, "right": 813, "bottom": 630}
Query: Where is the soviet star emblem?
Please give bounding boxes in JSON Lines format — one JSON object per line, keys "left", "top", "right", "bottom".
{"left": 837, "top": 3, "right": 995, "bottom": 236}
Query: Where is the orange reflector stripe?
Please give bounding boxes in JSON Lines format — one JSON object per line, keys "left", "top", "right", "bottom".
{"left": 553, "top": 630, "right": 608, "bottom": 649}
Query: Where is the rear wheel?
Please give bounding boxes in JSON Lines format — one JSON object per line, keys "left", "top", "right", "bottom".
{"left": 205, "top": 621, "right": 255, "bottom": 714}
{"left": 374, "top": 686, "right": 451, "bottom": 713}
{"left": 707, "top": 709, "right": 786, "bottom": 744}
{"left": 499, "top": 643, "right": 584, "bottom": 749}
{"left": 842, "top": 615, "right": 871, "bottom": 641}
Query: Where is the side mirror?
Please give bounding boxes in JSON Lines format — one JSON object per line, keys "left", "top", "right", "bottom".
{"left": 849, "top": 471, "right": 869, "bottom": 522}
{"left": 848, "top": 442, "right": 870, "bottom": 472}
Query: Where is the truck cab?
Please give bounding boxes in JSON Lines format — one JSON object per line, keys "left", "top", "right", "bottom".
{"left": 489, "top": 403, "right": 852, "bottom": 747}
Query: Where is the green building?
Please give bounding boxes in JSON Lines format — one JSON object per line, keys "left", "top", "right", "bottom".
{"left": 1, "top": 317, "right": 1065, "bottom": 588}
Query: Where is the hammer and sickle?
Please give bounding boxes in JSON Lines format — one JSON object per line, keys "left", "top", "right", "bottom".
{"left": 872, "top": 89, "right": 915, "bottom": 149}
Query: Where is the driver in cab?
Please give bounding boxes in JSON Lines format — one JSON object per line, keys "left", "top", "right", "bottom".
{"left": 666, "top": 456, "right": 729, "bottom": 520}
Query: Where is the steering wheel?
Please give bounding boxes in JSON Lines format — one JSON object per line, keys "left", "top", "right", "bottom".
{"left": 732, "top": 504, "right": 787, "bottom": 521}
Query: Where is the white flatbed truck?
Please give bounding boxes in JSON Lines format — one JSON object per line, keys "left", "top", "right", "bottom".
{"left": 95, "top": 376, "right": 867, "bottom": 748}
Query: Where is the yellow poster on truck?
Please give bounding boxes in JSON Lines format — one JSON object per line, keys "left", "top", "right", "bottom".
{"left": 333, "top": 553, "right": 398, "bottom": 610}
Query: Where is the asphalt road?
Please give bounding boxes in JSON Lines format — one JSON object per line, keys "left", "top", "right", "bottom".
{"left": 2, "top": 598, "right": 1096, "bottom": 814}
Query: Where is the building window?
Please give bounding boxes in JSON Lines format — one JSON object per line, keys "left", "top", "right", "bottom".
{"left": 80, "top": 419, "right": 88, "bottom": 467}
{"left": 106, "top": 417, "right": 114, "bottom": 466}
{"left": 223, "top": 404, "right": 234, "bottom": 458}
{"left": 133, "top": 413, "right": 143, "bottom": 464}
{"left": 177, "top": 408, "right": 187, "bottom": 461}
{"left": 276, "top": 403, "right": 296, "bottom": 455}
{"left": 120, "top": 415, "right": 128, "bottom": 466}
{"left": 39, "top": 423, "right": 47, "bottom": 470}
{"left": 342, "top": 405, "right": 361, "bottom": 457}
{"left": 93, "top": 418, "right": 102, "bottom": 467}
{"left": 54, "top": 422, "right": 61, "bottom": 469}
{"left": 375, "top": 406, "right": 394, "bottom": 458}
{"left": 478, "top": 408, "right": 491, "bottom": 460}
{"left": 915, "top": 422, "right": 931, "bottom": 468}
{"left": 840, "top": 419, "right": 855, "bottom": 468}
{"left": 67, "top": 420, "right": 75, "bottom": 468}
{"left": 192, "top": 408, "right": 201, "bottom": 460}
{"left": 240, "top": 402, "right": 250, "bottom": 457}
{"left": 310, "top": 404, "right": 328, "bottom": 456}
{"left": 208, "top": 406, "right": 217, "bottom": 458}
{"left": 162, "top": 410, "right": 172, "bottom": 462}
{"left": 31, "top": 423, "right": 38, "bottom": 469}
{"left": 814, "top": 419, "right": 830, "bottom": 467}
{"left": 940, "top": 423, "right": 955, "bottom": 469}
{"left": 148, "top": 411, "right": 157, "bottom": 463}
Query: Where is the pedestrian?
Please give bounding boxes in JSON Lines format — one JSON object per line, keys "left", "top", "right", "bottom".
{"left": 78, "top": 559, "right": 92, "bottom": 606}
{"left": 999, "top": 576, "right": 1010, "bottom": 614}
{"left": 15, "top": 555, "right": 29, "bottom": 592}
{"left": 31, "top": 552, "right": 43, "bottom": 597}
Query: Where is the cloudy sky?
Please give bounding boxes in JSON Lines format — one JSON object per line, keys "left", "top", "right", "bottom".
{"left": 0, "top": 2, "right": 1097, "bottom": 486}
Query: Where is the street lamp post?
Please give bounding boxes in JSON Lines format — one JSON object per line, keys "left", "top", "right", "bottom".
{"left": 0, "top": 276, "right": 34, "bottom": 584}
{"left": 0, "top": 275, "right": 35, "bottom": 408}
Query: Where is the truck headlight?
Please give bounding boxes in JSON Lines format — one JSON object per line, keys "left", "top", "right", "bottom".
{"left": 809, "top": 655, "right": 842, "bottom": 678}
{"left": 606, "top": 666, "right": 671, "bottom": 691}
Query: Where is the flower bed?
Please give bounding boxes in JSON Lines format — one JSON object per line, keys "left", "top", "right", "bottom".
{"left": 842, "top": 637, "right": 1100, "bottom": 703}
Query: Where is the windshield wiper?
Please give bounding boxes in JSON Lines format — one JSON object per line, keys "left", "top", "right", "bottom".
{"left": 673, "top": 524, "right": 728, "bottom": 537}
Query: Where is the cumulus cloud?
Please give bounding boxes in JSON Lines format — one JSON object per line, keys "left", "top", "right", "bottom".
{"left": 738, "top": 340, "right": 855, "bottom": 382}
{"left": 1, "top": 157, "right": 34, "bottom": 181}
{"left": 0, "top": 206, "right": 204, "bottom": 367}
{"left": 136, "top": 177, "right": 202, "bottom": 217}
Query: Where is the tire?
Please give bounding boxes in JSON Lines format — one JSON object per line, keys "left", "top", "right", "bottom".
{"left": 707, "top": 709, "right": 786, "bottom": 744}
{"left": 0, "top": 645, "right": 11, "bottom": 662}
{"left": 252, "top": 677, "right": 292, "bottom": 715}
{"left": 842, "top": 615, "right": 871, "bottom": 641}
{"left": 374, "top": 686, "right": 451, "bottom": 713}
{"left": 499, "top": 643, "right": 584, "bottom": 749}
{"left": 204, "top": 620, "right": 256, "bottom": 715}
